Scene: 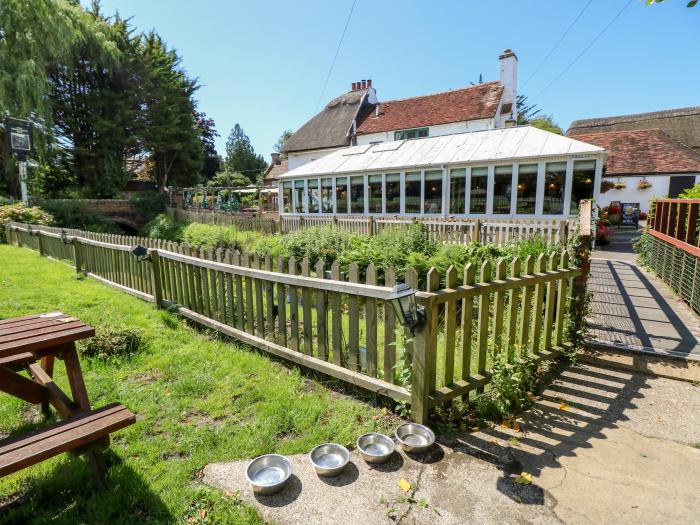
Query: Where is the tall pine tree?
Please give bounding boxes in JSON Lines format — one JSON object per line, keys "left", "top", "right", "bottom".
{"left": 224, "top": 124, "right": 267, "bottom": 184}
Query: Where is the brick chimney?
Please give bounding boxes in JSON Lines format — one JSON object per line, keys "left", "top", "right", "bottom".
{"left": 499, "top": 49, "right": 518, "bottom": 123}
{"left": 271, "top": 153, "right": 280, "bottom": 165}
{"left": 351, "top": 82, "right": 357, "bottom": 91}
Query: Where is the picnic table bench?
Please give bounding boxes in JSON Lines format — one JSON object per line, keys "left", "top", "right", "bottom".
{"left": 0, "top": 312, "right": 135, "bottom": 483}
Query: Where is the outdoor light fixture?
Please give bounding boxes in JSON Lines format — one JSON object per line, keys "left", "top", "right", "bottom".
{"left": 26, "top": 224, "right": 33, "bottom": 236}
{"left": 130, "top": 244, "right": 150, "bottom": 262}
{"left": 387, "top": 283, "right": 425, "bottom": 335}
{"left": 60, "top": 229, "right": 71, "bottom": 244}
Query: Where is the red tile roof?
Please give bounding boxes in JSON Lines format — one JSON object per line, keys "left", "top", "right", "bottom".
{"left": 356, "top": 81, "right": 504, "bottom": 135}
{"left": 264, "top": 158, "right": 288, "bottom": 182}
{"left": 573, "top": 129, "right": 700, "bottom": 176}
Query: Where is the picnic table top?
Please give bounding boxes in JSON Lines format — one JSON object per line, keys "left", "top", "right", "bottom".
{"left": 0, "top": 312, "right": 95, "bottom": 359}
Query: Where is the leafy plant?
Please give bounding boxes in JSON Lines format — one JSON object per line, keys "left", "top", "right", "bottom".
{"left": 79, "top": 327, "right": 145, "bottom": 360}
{"left": 139, "top": 213, "right": 186, "bottom": 241}
{"left": 131, "top": 192, "right": 169, "bottom": 223}
{"left": 0, "top": 202, "right": 53, "bottom": 242}
{"left": 39, "top": 199, "right": 119, "bottom": 233}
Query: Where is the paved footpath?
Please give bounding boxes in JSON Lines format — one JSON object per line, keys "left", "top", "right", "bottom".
{"left": 586, "top": 228, "right": 700, "bottom": 359}
{"left": 204, "top": 362, "right": 700, "bottom": 525}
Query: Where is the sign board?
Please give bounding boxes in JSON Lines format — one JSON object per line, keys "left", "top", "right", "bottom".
{"left": 620, "top": 203, "right": 640, "bottom": 227}
{"left": 4, "top": 118, "right": 34, "bottom": 158}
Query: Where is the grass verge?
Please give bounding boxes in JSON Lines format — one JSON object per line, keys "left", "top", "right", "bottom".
{"left": 0, "top": 245, "right": 396, "bottom": 524}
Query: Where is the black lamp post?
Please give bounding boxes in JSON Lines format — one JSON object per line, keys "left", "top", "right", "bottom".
{"left": 60, "top": 229, "right": 71, "bottom": 244}
{"left": 130, "top": 244, "right": 150, "bottom": 262}
{"left": 387, "top": 283, "right": 425, "bottom": 335}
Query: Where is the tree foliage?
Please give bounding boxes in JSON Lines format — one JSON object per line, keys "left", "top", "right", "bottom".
{"left": 224, "top": 124, "right": 267, "bottom": 183}
{"left": 274, "top": 129, "right": 293, "bottom": 159}
{"left": 0, "top": 0, "right": 216, "bottom": 198}
{"left": 516, "top": 95, "right": 563, "bottom": 135}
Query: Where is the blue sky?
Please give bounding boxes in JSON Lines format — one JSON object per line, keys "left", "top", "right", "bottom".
{"left": 95, "top": 0, "right": 698, "bottom": 161}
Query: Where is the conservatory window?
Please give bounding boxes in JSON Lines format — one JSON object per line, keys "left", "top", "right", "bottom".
{"left": 385, "top": 173, "right": 401, "bottom": 213}
{"left": 321, "top": 178, "right": 333, "bottom": 213}
{"left": 516, "top": 164, "right": 538, "bottom": 215}
{"left": 335, "top": 177, "right": 348, "bottom": 213}
{"left": 424, "top": 170, "right": 443, "bottom": 214}
{"left": 350, "top": 176, "right": 365, "bottom": 214}
{"left": 404, "top": 171, "right": 421, "bottom": 214}
{"left": 571, "top": 160, "right": 596, "bottom": 215}
{"left": 294, "top": 180, "right": 305, "bottom": 213}
{"left": 543, "top": 162, "right": 567, "bottom": 215}
{"left": 368, "top": 175, "right": 383, "bottom": 214}
{"left": 469, "top": 167, "right": 488, "bottom": 214}
{"left": 308, "top": 179, "right": 320, "bottom": 213}
{"left": 449, "top": 168, "right": 466, "bottom": 215}
{"left": 493, "top": 165, "right": 513, "bottom": 215}
{"left": 282, "top": 181, "right": 292, "bottom": 213}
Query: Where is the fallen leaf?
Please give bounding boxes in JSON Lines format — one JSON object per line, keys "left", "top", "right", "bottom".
{"left": 509, "top": 437, "right": 520, "bottom": 446}
{"left": 199, "top": 509, "right": 207, "bottom": 519}
{"left": 489, "top": 438, "right": 500, "bottom": 446}
{"left": 399, "top": 478, "right": 411, "bottom": 492}
{"left": 559, "top": 403, "right": 569, "bottom": 411}
{"left": 515, "top": 472, "right": 532, "bottom": 485}
{"left": 513, "top": 423, "right": 521, "bottom": 433}
{"left": 372, "top": 415, "right": 380, "bottom": 421}
{"left": 501, "top": 420, "right": 512, "bottom": 429}
{"left": 471, "top": 426, "right": 480, "bottom": 432}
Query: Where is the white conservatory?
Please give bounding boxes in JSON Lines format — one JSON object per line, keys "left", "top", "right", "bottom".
{"left": 278, "top": 126, "right": 606, "bottom": 219}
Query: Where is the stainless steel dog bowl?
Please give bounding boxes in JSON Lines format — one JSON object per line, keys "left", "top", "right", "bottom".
{"left": 309, "top": 443, "right": 350, "bottom": 477}
{"left": 356, "top": 432, "right": 395, "bottom": 464}
{"left": 246, "top": 454, "right": 292, "bottom": 495}
{"left": 395, "top": 423, "right": 435, "bottom": 453}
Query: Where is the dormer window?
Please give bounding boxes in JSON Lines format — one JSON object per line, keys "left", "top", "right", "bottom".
{"left": 394, "top": 127, "right": 428, "bottom": 141}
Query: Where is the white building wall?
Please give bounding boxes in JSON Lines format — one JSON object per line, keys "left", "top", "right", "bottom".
{"left": 355, "top": 118, "right": 495, "bottom": 146}
{"left": 287, "top": 147, "right": 344, "bottom": 171}
{"left": 596, "top": 174, "right": 700, "bottom": 213}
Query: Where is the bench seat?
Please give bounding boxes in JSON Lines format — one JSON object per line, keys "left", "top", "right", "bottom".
{"left": 0, "top": 403, "right": 135, "bottom": 477}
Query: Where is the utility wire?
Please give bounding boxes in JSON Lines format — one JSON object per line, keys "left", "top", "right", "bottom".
{"left": 533, "top": 0, "right": 633, "bottom": 101}
{"left": 314, "top": 0, "right": 358, "bottom": 112}
{"left": 521, "top": 0, "right": 594, "bottom": 90}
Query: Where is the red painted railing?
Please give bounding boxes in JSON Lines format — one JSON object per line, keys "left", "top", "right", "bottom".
{"left": 648, "top": 198, "right": 700, "bottom": 257}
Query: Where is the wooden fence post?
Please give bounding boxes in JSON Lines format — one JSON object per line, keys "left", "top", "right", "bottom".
{"left": 74, "top": 239, "right": 84, "bottom": 274}
{"left": 36, "top": 231, "right": 45, "bottom": 257}
{"left": 410, "top": 270, "right": 439, "bottom": 424}
{"left": 149, "top": 249, "right": 164, "bottom": 308}
{"left": 474, "top": 219, "right": 481, "bottom": 243}
{"left": 368, "top": 216, "right": 375, "bottom": 236}
{"left": 572, "top": 200, "right": 592, "bottom": 322}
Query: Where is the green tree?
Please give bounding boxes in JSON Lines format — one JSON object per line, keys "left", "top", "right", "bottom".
{"left": 516, "top": 95, "right": 563, "bottom": 135}
{"left": 207, "top": 170, "right": 250, "bottom": 187}
{"left": 273, "top": 129, "right": 293, "bottom": 159}
{"left": 529, "top": 116, "right": 564, "bottom": 135}
{"left": 139, "top": 32, "right": 202, "bottom": 191}
{"left": 224, "top": 124, "right": 267, "bottom": 183}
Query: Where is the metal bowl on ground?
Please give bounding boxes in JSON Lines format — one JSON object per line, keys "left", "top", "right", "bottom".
{"left": 395, "top": 423, "right": 435, "bottom": 453}
{"left": 309, "top": 443, "right": 350, "bottom": 477}
{"left": 356, "top": 432, "right": 395, "bottom": 464}
{"left": 246, "top": 454, "right": 292, "bottom": 495}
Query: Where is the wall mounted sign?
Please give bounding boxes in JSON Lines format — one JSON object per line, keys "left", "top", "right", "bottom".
{"left": 620, "top": 202, "right": 640, "bottom": 228}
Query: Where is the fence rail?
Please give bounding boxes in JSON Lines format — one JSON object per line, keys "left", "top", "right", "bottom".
{"left": 6, "top": 213, "right": 588, "bottom": 422}
{"left": 646, "top": 199, "right": 700, "bottom": 314}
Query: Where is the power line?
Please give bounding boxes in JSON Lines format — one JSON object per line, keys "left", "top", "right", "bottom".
{"left": 533, "top": 0, "right": 633, "bottom": 101}
{"left": 314, "top": 0, "right": 358, "bottom": 112}
{"left": 521, "top": 0, "right": 594, "bottom": 90}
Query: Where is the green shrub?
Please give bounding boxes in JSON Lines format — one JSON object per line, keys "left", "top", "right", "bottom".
{"left": 475, "top": 352, "right": 542, "bottom": 421}
{"left": 140, "top": 213, "right": 186, "bottom": 241}
{"left": 280, "top": 226, "right": 356, "bottom": 267}
{"left": 40, "top": 199, "right": 119, "bottom": 233}
{"left": 0, "top": 202, "right": 54, "bottom": 242}
{"left": 131, "top": 192, "right": 169, "bottom": 223}
{"left": 79, "top": 327, "right": 145, "bottom": 360}
{"left": 244, "top": 233, "right": 289, "bottom": 260}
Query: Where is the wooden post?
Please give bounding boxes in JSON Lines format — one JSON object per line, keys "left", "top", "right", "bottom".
{"left": 74, "top": 239, "right": 84, "bottom": 274}
{"left": 474, "top": 219, "right": 482, "bottom": 243}
{"left": 149, "top": 249, "right": 164, "bottom": 308}
{"left": 572, "top": 200, "right": 592, "bottom": 322}
{"left": 410, "top": 269, "right": 438, "bottom": 424}
{"left": 368, "top": 215, "right": 375, "bottom": 236}
{"left": 37, "top": 231, "right": 45, "bottom": 257}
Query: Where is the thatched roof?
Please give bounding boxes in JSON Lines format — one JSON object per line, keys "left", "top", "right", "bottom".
{"left": 282, "top": 89, "right": 371, "bottom": 154}
{"left": 568, "top": 107, "right": 700, "bottom": 153}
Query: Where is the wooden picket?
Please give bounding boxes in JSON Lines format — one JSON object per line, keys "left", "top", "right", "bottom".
{"left": 8, "top": 222, "right": 585, "bottom": 424}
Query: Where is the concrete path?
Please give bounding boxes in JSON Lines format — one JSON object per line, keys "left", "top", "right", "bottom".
{"left": 586, "top": 227, "right": 700, "bottom": 359}
{"left": 204, "top": 362, "right": 700, "bottom": 525}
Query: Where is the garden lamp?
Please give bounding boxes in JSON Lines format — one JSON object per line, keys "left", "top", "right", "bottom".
{"left": 130, "top": 244, "right": 150, "bottom": 262}
{"left": 60, "top": 229, "right": 71, "bottom": 244}
{"left": 387, "top": 283, "right": 425, "bottom": 335}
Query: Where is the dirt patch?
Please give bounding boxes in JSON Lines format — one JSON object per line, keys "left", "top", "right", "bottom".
{"left": 129, "top": 370, "right": 164, "bottom": 384}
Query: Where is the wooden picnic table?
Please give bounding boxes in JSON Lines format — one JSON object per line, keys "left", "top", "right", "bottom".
{"left": 0, "top": 312, "right": 135, "bottom": 482}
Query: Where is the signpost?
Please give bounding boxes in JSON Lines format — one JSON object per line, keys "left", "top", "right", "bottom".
{"left": 4, "top": 118, "right": 34, "bottom": 205}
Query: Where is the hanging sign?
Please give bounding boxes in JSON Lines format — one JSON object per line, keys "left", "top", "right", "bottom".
{"left": 4, "top": 118, "right": 34, "bottom": 158}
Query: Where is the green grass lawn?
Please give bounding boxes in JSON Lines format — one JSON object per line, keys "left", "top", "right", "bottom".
{"left": 0, "top": 245, "right": 397, "bottom": 524}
